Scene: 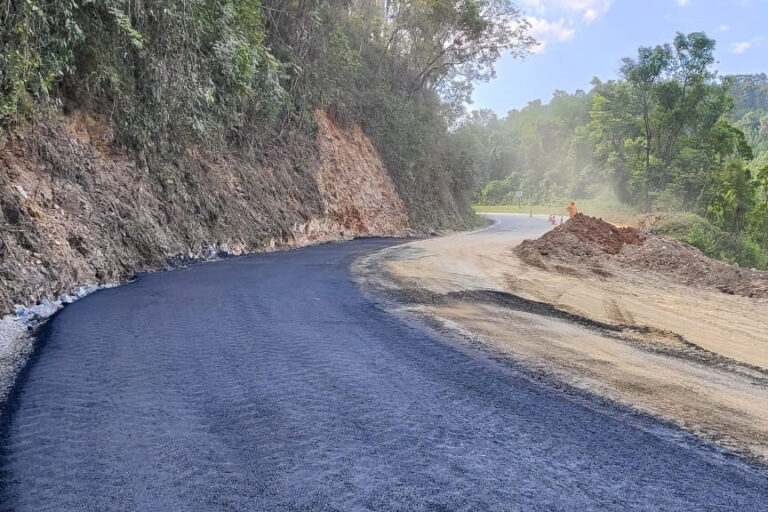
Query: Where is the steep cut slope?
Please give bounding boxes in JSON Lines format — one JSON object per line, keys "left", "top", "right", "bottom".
{"left": 0, "top": 111, "right": 408, "bottom": 315}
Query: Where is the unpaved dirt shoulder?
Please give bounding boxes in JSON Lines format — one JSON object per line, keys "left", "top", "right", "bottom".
{"left": 354, "top": 217, "right": 768, "bottom": 464}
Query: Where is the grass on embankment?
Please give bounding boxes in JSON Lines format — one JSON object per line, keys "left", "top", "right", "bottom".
{"left": 638, "top": 213, "right": 768, "bottom": 270}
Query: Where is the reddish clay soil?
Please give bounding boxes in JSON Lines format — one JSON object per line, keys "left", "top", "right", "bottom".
{"left": 514, "top": 213, "right": 644, "bottom": 266}
{"left": 555, "top": 213, "right": 643, "bottom": 254}
{"left": 515, "top": 213, "right": 768, "bottom": 299}
{"left": 0, "top": 111, "right": 408, "bottom": 315}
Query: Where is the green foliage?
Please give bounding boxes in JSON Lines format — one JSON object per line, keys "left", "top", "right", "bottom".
{"left": 0, "top": 0, "right": 83, "bottom": 125}
{"left": 706, "top": 159, "right": 756, "bottom": 234}
{"left": 463, "top": 32, "right": 767, "bottom": 267}
{"left": 477, "top": 175, "right": 519, "bottom": 205}
{"left": 612, "top": 33, "right": 725, "bottom": 212}
{"left": 463, "top": 89, "right": 597, "bottom": 206}
{"left": 730, "top": 74, "right": 768, "bottom": 171}
{"left": 649, "top": 213, "right": 768, "bottom": 269}
{"left": 748, "top": 164, "right": 768, "bottom": 250}
{"left": 1, "top": 0, "right": 290, "bottom": 151}
{"left": 729, "top": 74, "right": 768, "bottom": 118}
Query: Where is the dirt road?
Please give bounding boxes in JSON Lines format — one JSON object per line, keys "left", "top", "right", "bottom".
{"left": 367, "top": 213, "right": 768, "bottom": 463}
{"left": 1, "top": 236, "right": 767, "bottom": 510}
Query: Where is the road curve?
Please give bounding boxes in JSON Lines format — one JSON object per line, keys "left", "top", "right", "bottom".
{"left": 1, "top": 225, "right": 767, "bottom": 510}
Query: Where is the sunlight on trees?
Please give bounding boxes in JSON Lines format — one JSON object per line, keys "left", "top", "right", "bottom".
{"left": 465, "top": 32, "right": 768, "bottom": 266}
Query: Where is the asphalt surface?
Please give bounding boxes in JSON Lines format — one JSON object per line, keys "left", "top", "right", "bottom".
{"left": 1, "top": 216, "right": 767, "bottom": 511}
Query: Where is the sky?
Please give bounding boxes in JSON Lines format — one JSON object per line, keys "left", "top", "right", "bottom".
{"left": 472, "top": 0, "right": 768, "bottom": 115}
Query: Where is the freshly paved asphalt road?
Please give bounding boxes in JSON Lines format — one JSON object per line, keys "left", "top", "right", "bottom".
{"left": 1, "top": 218, "right": 767, "bottom": 511}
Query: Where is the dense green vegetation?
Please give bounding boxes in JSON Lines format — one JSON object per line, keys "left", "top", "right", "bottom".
{"left": 731, "top": 74, "right": 768, "bottom": 169}
{"left": 3, "top": 7, "right": 765, "bottom": 264}
{"left": 644, "top": 213, "right": 768, "bottom": 270}
{"left": 464, "top": 32, "right": 768, "bottom": 267}
{"left": 0, "top": 0, "right": 534, "bottom": 229}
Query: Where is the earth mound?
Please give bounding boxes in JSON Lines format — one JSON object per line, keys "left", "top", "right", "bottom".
{"left": 514, "top": 213, "right": 644, "bottom": 266}
{"left": 618, "top": 238, "right": 768, "bottom": 298}
{"left": 515, "top": 214, "right": 768, "bottom": 299}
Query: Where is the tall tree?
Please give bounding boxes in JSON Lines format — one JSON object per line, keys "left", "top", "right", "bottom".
{"left": 381, "top": 0, "right": 534, "bottom": 102}
{"left": 621, "top": 44, "right": 672, "bottom": 211}
{"left": 654, "top": 32, "right": 717, "bottom": 167}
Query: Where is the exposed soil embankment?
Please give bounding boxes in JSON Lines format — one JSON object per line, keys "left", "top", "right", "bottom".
{"left": 0, "top": 111, "right": 408, "bottom": 315}
{"left": 516, "top": 213, "right": 768, "bottom": 299}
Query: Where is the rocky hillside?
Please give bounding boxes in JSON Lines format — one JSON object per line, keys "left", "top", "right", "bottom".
{"left": 0, "top": 111, "right": 410, "bottom": 315}
{"left": 0, "top": 0, "right": 533, "bottom": 316}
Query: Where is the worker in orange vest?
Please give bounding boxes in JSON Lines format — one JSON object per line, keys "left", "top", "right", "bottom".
{"left": 566, "top": 201, "right": 578, "bottom": 219}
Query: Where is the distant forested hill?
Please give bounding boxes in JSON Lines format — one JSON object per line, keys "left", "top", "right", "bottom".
{"left": 729, "top": 74, "right": 768, "bottom": 117}
{"left": 729, "top": 74, "right": 768, "bottom": 168}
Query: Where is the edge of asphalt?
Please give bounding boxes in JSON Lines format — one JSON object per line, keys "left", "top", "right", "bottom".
{"left": 3, "top": 214, "right": 765, "bottom": 474}
{"left": 350, "top": 216, "right": 768, "bottom": 472}
{"left": 0, "top": 234, "right": 414, "bottom": 427}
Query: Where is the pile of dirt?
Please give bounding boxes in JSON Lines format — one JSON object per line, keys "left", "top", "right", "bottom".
{"left": 515, "top": 214, "right": 768, "bottom": 299}
{"left": 515, "top": 214, "right": 645, "bottom": 267}
{"left": 563, "top": 213, "right": 645, "bottom": 254}
{"left": 619, "top": 237, "right": 768, "bottom": 298}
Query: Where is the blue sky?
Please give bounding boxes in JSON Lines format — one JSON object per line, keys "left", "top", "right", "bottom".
{"left": 472, "top": 0, "right": 768, "bottom": 114}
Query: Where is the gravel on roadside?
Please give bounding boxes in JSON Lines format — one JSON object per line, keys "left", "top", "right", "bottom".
{"left": 0, "top": 316, "right": 33, "bottom": 409}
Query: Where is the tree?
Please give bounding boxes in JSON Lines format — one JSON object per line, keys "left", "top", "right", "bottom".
{"left": 709, "top": 159, "right": 756, "bottom": 234}
{"left": 621, "top": 44, "right": 672, "bottom": 211}
{"left": 381, "top": 0, "right": 535, "bottom": 102}
{"left": 588, "top": 81, "right": 641, "bottom": 201}
{"left": 749, "top": 165, "right": 768, "bottom": 249}
{"left": 654, "top": 33, "right": 717, "bottom": 167}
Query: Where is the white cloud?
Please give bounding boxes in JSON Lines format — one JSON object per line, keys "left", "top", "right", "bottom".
{"left": 519, "top": 0, "right": 607, "bottom": 55}
{"left": 716, "top": 25, "right": 730, "bottom": 32}
{"left": 584, "top": 8, "right": 598, "bottom": 21}
{"left": 676, "top": 0, "right": 690, "bottom": 6}
{"left": 731, "top": 37, "right": 763, "bottom": 54}
{"left": 527, "top": 17, "right": 576, "bottom": 53}
{"left": 522, "top": 0, "right": 612, "bottom": 22}
{"left": 731, "top": 41, "right": 752, "bottom": 53}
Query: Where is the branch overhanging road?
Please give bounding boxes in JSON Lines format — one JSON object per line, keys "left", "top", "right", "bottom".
{"left": 1, "top": 220, "right": 767, "bottom": 511}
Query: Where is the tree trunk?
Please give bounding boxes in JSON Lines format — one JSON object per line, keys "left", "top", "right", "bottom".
{"left": 643, "top": 101, "right": 652, "bottom": 214}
